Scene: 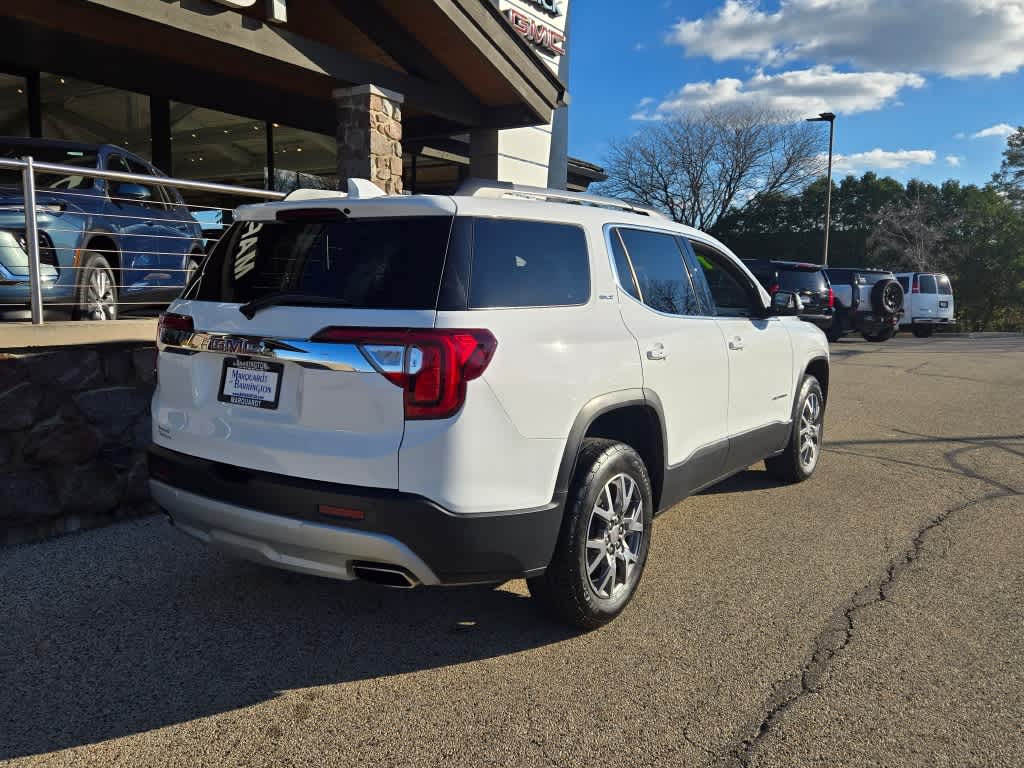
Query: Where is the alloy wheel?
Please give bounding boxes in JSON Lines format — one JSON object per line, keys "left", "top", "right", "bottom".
{"left": 85, "top": 267, "right": 116, "bottom": 321}
{"left": 798, "top": 391, "right": 823, "bottom": 471}
{"left": 585, "top": 473, "right": 644, "bottom": 599}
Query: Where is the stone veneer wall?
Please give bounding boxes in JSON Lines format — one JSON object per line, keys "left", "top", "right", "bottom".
{"left": 334, "top": 84, "right": 405, "bottom": 195}
{"left": 0, "top": 343, "right": 157, "bottom": 546}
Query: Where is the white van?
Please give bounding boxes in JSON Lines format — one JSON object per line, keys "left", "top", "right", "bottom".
{"left": 894, "top": 272, "right": 955, "bottom": 337}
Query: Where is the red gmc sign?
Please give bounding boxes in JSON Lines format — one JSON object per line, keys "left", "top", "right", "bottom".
{"left": 506, "top": 9, "right": 566, "bottom": 57}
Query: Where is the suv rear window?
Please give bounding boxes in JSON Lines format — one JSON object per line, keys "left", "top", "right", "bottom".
{"left": 776, "top": 268, "right": 827, "bottom": 292}
{"left": 468, "top": 219, "right": 589, "bottom": 308}
{"left": 191, "top": 216, "right": 453, "bottom": 309}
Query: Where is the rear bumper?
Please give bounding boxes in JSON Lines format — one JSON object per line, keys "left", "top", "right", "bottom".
{"left": 906, "top": 317, "right": 954, "bottom": 325}
{"left": 148, "top": 445, "right": 564, "bottom": 586}
{"left": 799, "top": 312, "right": 834, "bottom": 330}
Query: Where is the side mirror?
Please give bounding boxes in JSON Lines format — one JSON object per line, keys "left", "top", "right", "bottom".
{"left": 771, "top": 290, "right": 804, "bottom": 316}
{"left": 114, "top": 182, "right": 153, "bottom": 201}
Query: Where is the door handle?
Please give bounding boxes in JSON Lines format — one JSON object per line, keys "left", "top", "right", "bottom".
{"left": 728, "top": 336, "right": 744, "bottom": 351}
{"left": 646, "top": 343, "right": 667, "bottom": 361}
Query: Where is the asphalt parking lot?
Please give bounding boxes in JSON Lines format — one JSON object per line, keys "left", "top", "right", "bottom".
{"left": 2, "top": 333, "right": 1022, "bottom": 767}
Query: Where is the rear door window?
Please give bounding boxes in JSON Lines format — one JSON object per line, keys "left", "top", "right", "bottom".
{"left": 919, "top": 274, "right": 938, "bottom": 294}
{"left": 937, "top": 274, "right": 953, "bottom": 295}
{"left": 192, "top": 216, "right": 454, "bottom": 309}
{"left": 614, "top": 228, "right": 700, "bottom": 316}
{"left": 468, "top": 219, "right": 589, "bottom": 308}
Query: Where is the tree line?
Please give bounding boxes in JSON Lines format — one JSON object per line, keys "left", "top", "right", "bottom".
{"left": 601, "top": 109, "right": 1024, "bottom": 332}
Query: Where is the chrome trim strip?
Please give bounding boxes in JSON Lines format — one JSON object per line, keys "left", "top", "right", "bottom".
{"left": 160, "top": 331, "right": 375, "bottom": 372}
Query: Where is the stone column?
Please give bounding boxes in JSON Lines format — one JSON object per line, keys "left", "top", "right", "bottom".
{"left": 333, "top": 84, "right": 405, "bottom": 195}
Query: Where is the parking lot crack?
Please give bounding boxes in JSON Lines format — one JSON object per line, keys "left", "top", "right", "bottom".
{"left": 722, "top": 488, "right": 1022, "bottom": 768}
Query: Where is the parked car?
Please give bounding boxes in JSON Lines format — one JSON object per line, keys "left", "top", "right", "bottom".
{"left": 744, "top": 260, "right": 835, "bottom": 335}
{"left": 894, "top": 272, "right": 955, "bottom": 337}
{"left": 0, "top": 137, "right": 204, "bottom": 320}
{"left": 148, "top": 180, "right": 830, "bottom": 629}
{"left": 824, "top": 267, "right": 905, "bottom": 342}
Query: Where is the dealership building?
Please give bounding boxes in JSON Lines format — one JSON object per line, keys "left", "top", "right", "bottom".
{"left": 0, "top": 0, "right": 604, "bottom": 196}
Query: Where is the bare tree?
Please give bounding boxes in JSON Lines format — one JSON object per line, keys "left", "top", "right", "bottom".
{"left": 600, "top": 106, "right": 824, "bottom": 230}
{"left": 868, "top": 187, "right": 957, "bottom": 272}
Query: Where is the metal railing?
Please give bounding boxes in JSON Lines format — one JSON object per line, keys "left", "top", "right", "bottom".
{"left": 0, "top": 156, "right": 287, "bottom": 325}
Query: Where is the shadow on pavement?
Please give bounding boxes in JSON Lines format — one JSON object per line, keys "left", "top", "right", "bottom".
{"left": 699, "top": 468, "right": 784, "bottom": 495}
{"left": 0, "top": 522, "right": 578, "bottom": 760}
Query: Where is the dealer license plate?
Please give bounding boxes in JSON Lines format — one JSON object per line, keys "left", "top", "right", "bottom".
{"left": 218, "top": 358, "right": 283, "bottom": 409}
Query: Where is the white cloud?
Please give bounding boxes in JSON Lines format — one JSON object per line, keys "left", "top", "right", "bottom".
{"left": 971, "top": 123, "right": 1016, "bottom": 139}
{"left": 634, "top": 66, "right": 924, "bottom": 119}
{"left": 945, "top": 155, "right": 963, "bottom": 167}
{"left": 831, "top": 149, "right": 936, "bottom": 173}
{"left": 637, "top": 97, "right": 656, "bottom": 107}
{"left": 669, "top": 0, "right": 1024, "bottom": 78}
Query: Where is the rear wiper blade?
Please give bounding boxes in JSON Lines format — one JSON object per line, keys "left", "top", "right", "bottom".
{"left": 238, "top": 293, "right": 352, "bottom": 319}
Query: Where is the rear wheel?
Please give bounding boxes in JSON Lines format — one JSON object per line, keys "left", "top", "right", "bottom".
{"left": 75, "top": 252, "right": 118, "bottom": 321}
{"left": 862, "top": 327, "right": 894, "bottom": 342}
{"left": 528, "top": 438, "right": 653, "bottom": 630}
{"left": 825, "top": 323, "right": 844, "bottom": 343}
{"left": 765, "top": 375, "right": 825, "bottom": 483}
{"left": 912, "top": 324, "right": 933, "bottom": 338}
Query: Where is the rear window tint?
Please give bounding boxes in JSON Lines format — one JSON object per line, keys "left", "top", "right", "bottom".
{"left": 468, "top": 219, "right": 589, "bottom": 308}
{"left": 937, "top": 274, "right": 953, "bottom": 295}
{"left": 897, "top": 276, "right": 911, "bottom": 292}
{"left": 919, "top": 274, "right": 937, "bottom": 294}
{"left": 191, "top": 216, "right": 453, "bottom": 309}
{"left": 776, "top": 269, "right": 827, "bottom": 292}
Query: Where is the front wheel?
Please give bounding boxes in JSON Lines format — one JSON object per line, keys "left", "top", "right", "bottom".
{"left": 765, "top": 375, "right": 825, "bottom": 483}
{"left": 75, "top": 252, "right": 118, "bottom": 321}
{"left": 528, "top": 439, "right": 653, "bottom": 630}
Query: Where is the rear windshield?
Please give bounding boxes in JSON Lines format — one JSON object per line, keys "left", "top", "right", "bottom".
{"left": 897, "top": 276, "right": 911, "bottom": 292}
{"left": 776, "top": 268, "right": 827, "bottom": 292}
{"left": 937, "top": 274, "right": 953, "bottom": 295}
{"left": 191, "top": 216, "right": 454, "bottom": 309}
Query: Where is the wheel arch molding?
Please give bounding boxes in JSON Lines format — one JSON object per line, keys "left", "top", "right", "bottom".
{"left": 554, "top": 390, "right": 668, "bottom": 512}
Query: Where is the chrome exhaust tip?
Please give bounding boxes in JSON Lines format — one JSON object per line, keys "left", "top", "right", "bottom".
{"left": 352, "top": 562, "right": 419, "bottom": 589}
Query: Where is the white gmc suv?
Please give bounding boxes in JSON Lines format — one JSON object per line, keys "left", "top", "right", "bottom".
{"left": 149, "top": 180, "right": 830, "bottom": 629}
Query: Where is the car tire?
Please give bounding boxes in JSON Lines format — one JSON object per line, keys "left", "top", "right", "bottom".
{"left": 185, "top": 256, "right": 202, "bottom": 289}
{"left": 862, "top": 328, "right": 894, "bottom": 342}
{"left": 765, "top": 375, "right": 825, "bottom": 484}
{"left": 871, "top": 278, "right": 904, "bottom": 316}
{"left": 825, "top": 324, "right": 844, "bottom": 343}
{"left": 528, "top": 438, "right": 653, "bottom": 630}
{"left": 912, "top": 325, "right": 933, "bottom": 338}
{"left": 74, "top": 252, "right": 118, "bottom": 321}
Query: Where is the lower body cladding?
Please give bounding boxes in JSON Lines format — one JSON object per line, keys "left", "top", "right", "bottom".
{"left": 148, "top": 445, "right": 564, "bottom": 587}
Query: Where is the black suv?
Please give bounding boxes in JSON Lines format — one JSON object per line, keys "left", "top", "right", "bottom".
{"left": 745, "top": 260, "right": 835, "bottom": 334}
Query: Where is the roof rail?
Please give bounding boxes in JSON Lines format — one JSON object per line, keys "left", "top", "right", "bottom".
{"left": 456, "top": 178, "right": 666, "bottom": 219}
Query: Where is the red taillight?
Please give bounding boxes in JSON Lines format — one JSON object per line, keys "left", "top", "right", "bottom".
{"left": 310, "top": 327, "right": 498, "bottom": 420}
{"left": 769, "top": 283, "right": 780, "bottom": 295}
{"left": 912, "top": 278, "right": 920, "bottom": 294}
{"left": 826, "top": 287, "right": 835, "bottom": 308}
{"left": 158, "top": 312, "right": 194, "bottom": 345}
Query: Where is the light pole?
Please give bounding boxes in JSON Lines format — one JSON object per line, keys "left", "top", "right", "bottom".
{"left": 807, "top": 112, "right": 836, "bottom": 266}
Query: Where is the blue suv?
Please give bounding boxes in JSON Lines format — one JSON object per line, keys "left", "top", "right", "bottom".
{"left": 0, "top": 138, "right": 204, "bottom": 320}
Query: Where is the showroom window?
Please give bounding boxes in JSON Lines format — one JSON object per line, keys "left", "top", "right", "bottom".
{"left": 271, "top": 123, "right": 337, "bottom": 192}
{"left": 40, "top": 74, "right": 150, "bottom": 159}
{"left": 170, "top": 103, "right": 266, "bottom": 188}
{"left": 0, "top": 73, "right": 29, "bottom": 137}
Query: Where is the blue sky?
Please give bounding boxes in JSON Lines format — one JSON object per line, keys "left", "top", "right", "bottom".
{"left": 567, "top": 0, "right": 1024, "bottom": 187}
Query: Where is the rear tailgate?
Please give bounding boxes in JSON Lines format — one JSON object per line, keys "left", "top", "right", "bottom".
{"left": 153, "top": 197, "right": 456, "bottom": 489}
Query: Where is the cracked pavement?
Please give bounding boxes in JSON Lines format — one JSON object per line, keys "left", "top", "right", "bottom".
{"left": 2, "top": 334, "right": 1023, "bottom": 767}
